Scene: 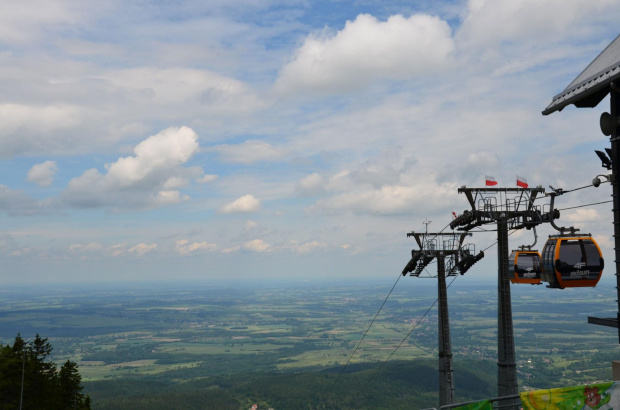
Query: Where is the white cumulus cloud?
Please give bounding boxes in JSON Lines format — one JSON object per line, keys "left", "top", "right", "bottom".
{"left": 219, "top": 194, "right": 261, "bottom": 214}
{"left": 196, "top": 174, "right": 218, "bottom": 184}
{"left": 108, "top": 244, "right": 127, "bottom": 257}
{"left": 28, "top": 161, "right": 58, "bottom": 187}
{"left": 298, "top": 150, "right": 454, "bottom": 216}
{"left": 128, "top": 243, "right": 157, "bottom": 256}
{"left": 62, "top": 126, "right": 200, "bottom": 209}
{"left": 275, "top": 13, "right": 454, "bottom": 93}
{"left": 69, "top": 242, "right": 103, "bottom": 252}
{"left": 313, "top": 171, "right": 457, "bottom": 216}
{"left": 175, "top": 239, "right": 217, "bottom": 255}
{"left": 243, "top": 239, "right": 271, "bottom": 252}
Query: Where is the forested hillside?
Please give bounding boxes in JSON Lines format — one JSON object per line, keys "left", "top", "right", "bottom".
{"left": 85, "top": 359, "right": 496, "bottom": 409}
{"left": 0, "top": 334, "right": 91, "bottom": 409}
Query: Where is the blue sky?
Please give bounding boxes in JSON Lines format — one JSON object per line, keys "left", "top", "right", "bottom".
{"left": 1, "top": 0, "right": 620, "bottom": 283}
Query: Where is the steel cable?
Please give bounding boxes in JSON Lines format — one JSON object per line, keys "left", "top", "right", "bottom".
{"left": 328, "top": 222, "right": 452, "bottom": 392}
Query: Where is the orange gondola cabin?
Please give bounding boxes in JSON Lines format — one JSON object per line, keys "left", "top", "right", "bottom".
{"left": 509, "top": 251, "right": 542, "bottom": 285}
{"left": 541, "top": 236, "right": 604, "bottom": 288}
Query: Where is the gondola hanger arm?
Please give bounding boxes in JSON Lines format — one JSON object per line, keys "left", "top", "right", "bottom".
{"left": 546, "top": 189, "right": 579, "bottom": 235}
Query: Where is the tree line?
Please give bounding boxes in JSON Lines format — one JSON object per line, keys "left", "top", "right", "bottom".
{"left": 0, "top": 334, "right": 91, "bottom": 409}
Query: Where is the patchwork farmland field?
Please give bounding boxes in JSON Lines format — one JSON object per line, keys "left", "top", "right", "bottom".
{"left": 0, "top": 277, "right": 617, "bottom": 405}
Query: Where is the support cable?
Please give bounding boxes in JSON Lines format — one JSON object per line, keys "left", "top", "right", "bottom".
{"left": 330, "top": 272, "right": 402, "bottom": 390}
{"left": 329, "top": 222, "right": 452, "bottom": 392}
{"left": 563, "top": 184, "right": 600, "bottom": 194}
{"left": 350, "top": 274, "right": 460, "bottom": 401}
{"left": 342, "top": 225, "right": 521, "bottom": 402}
{"left": 557, "top": 200, "right": 612, "bottom": 211}
{"left": 347, "top": 229, "right": 518, "bottom": 402}
{"left": 331, "top": 185, "right": 611, "bottom": 401}
{"left": 481, "top": 229, "right": 518, "bottom": 253}
{"left": 533, "top": 180, "right": 609, "bottom": 201}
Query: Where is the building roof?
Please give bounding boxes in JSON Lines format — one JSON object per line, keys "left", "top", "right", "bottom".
{"left": 543, "top": 33, "right": 620, "bottom": 115}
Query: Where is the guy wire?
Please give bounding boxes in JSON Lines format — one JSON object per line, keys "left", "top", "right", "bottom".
{"left": 349, "top": 228, "right": 520, "bottom": 401}
{"left": 350, "top": 273, "right": 460, "bottom": 401}
{"left": 329, "top": 222, "right": 453, "bottom": 392}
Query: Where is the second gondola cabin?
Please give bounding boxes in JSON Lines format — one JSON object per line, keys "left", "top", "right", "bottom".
{"left": 541, "top": 236, "right": 604, "bottom": 288}
{"left": 509, "top": 251, "right": 542, "bottom": 285}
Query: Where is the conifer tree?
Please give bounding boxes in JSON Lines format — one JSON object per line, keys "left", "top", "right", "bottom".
{"left": 27, "top": 334, "right": 56, "bottom": 408}
{"left": 59, "top": 360, "right": 86, "bottom": 409}
{"left": 0, "top": 334, "right": 91, "bottom": 409}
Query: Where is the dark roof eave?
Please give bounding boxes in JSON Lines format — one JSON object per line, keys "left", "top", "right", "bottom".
{"left": 543, "top": 53, "right": 620, "bottom": 115}
{"left": 542, "top": 83, "right": 612, "bottom": 115}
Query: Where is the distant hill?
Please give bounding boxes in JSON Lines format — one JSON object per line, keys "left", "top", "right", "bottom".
{"left": 85, "top": 358, "right": 496, "bottom": 409}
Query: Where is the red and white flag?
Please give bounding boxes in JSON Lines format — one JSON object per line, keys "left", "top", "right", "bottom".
{"left": 516, "top": 175, "right": 528, "bottom": 188}
{"left": 485, "top": 175, "right": 498, "bottom": 186}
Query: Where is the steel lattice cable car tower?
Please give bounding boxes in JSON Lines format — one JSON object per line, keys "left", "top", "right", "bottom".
{"left": 402, "top": 231, "right": 474, "bottom": 407}
{"left": 451, "top": 186, "right": 546, "bottom": 409}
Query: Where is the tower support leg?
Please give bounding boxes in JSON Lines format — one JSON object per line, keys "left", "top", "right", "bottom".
{"left": 437, "top": 253, "right": 455, "bottom": 406}
{"left": 610, "top": 90, "right": 620, "bottom": 343}
{"left": 497, "top": 218, "right": 519, "bottom": 407}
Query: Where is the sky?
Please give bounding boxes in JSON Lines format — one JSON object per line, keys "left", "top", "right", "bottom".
{"left": 1, "top": 0, "right": 620, "bottom": 284}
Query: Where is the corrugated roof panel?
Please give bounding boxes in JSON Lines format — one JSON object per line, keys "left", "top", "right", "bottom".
{"left": 543, "top": 65, "right": 620, "bottom": 114}
{"left": 567, "top": 34, "right": 620, "bottom": 89}
{"left": 543, "top": 33, "right": 620, "bottom": 115}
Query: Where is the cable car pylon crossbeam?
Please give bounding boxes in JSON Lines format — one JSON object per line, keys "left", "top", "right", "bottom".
{"left": 451, "top": 187, "right": 547, "bottom": 232}
{"left": 451, "top": 187, "right": 545, "bottom": 410}
{"left": 403, "top": 232, "right": 472, "bottom": 277}
{"left": 403, "top": 231, "right": 472, "bottom": 406}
